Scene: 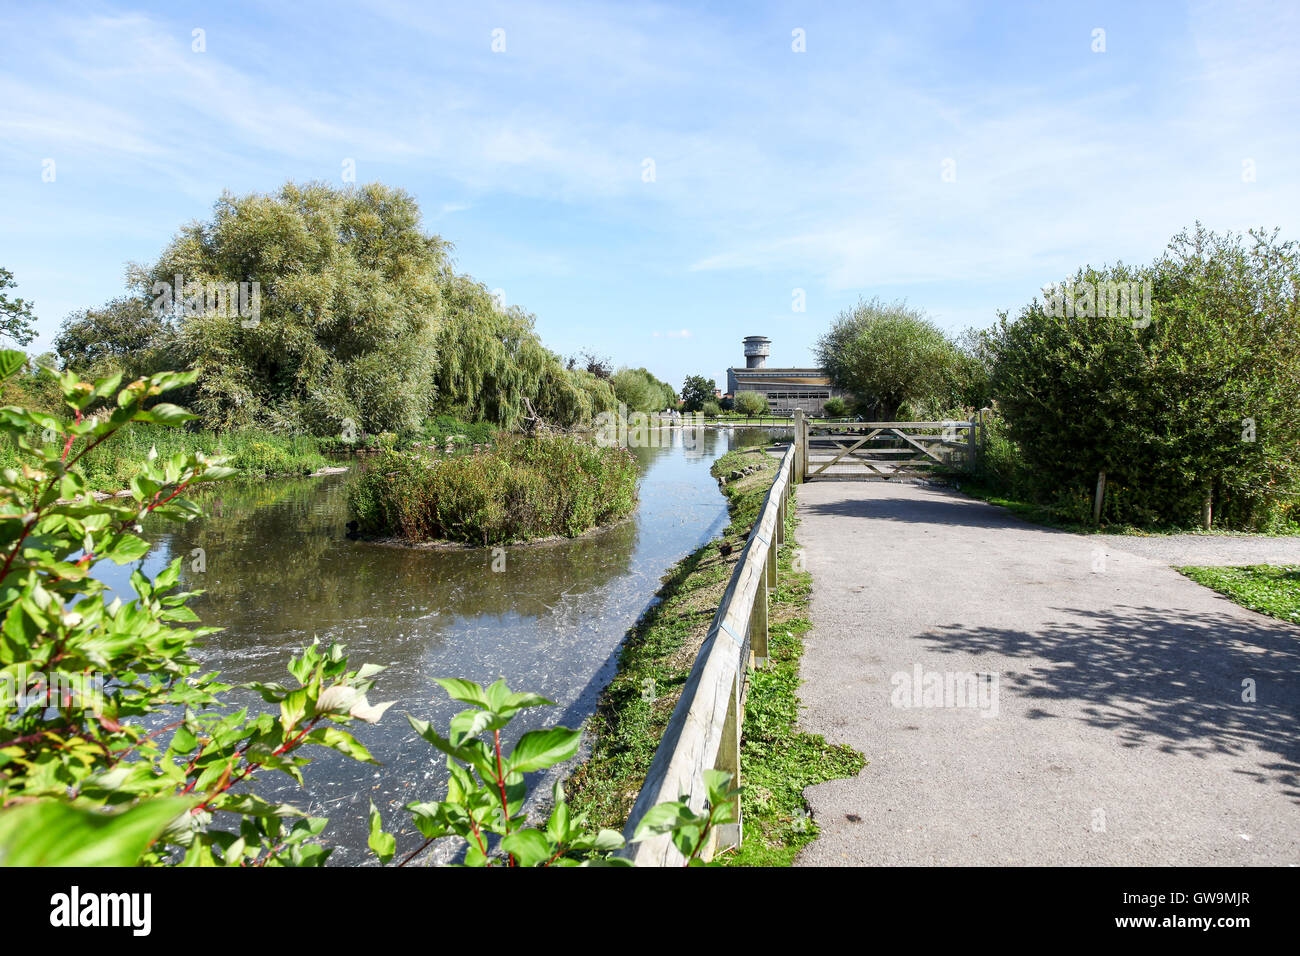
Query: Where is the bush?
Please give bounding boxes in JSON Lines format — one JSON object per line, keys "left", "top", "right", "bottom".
{"left": 987, "top": 225, "right": 1300, "bottom": 529}
{"left": 0, "top": 356, "right": 388, "bottom": 866}
{"left": 733, "top": 391, "right": 769, "bottom": 418}
{"left": 612, "top": 367, "right": 677, "bottom": 413}
{"left": 348, "top": 434, "right": 640, "bottom": 544}
{"left": 700, "top": 400, "right": 721, "bottom": 418}
{"left": 822, "top": 397, "right": 847, "bottom": 418}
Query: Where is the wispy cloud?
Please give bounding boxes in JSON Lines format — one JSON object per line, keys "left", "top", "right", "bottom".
{"left": 0, "top": 0, "right": 1296, "bottom": 385}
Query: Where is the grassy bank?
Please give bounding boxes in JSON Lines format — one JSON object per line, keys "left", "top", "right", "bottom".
{"left": 347, "top": 434, "right": 639, "bottom": 545}
{"left": 1176, "top": 565, "right": 1300, "bottom": 624}
{"left": 564, "top": 446, "right": 863, "bottom": 865}
{"left": 0, "top": 424, "right": 331, "bottom": 494}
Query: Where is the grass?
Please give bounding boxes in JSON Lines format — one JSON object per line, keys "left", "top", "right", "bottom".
{"left": 0, "top": 424, "right": 332, "bottom": 495}
{"left": 563, "top": 445, "right": 863, "bottom": 865}
{"left": 1176, "top": 565, "right": 1300, "bottom": 625}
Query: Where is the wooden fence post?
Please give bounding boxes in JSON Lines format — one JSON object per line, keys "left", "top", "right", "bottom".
{"left": 1202, "top": 490, "right": 1213, "bottom": 530}
{"left": 751, "top": 576, "right": 769, "bottom": 665}
{"left": 792, "top": 409, "right": 806, "bottom": 482}
{"left": 979, "top": 407, "right": 989, "bottom": 465}
{"left": 714, "top": 673, "right": 743, "bottom": 852}
{"left": 1093, "top": 471, "right": 1107, "bottom": 524}
{"left": 967, "top": 415, "right": 977, "bottom": 469}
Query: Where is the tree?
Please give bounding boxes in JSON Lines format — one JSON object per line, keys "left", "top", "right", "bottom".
{"left": 700, "top": 400, "right": 721, "bottom": 418}
{"left": 432, "top": 276, "right": 613, "bottom": 429}
{"left": 988, "top": 224, "right": 1300, "bottom": 528}
{"left": 612, "top": 367, "right": 676, "bottom": 412}
{"left": 814, "top": 297, "right": 964, "bottom": 420}
{"left": 0, "top": 268, "right": 37, "bottom": 347}
{"left": 573, "top": 350, "right": 613, "bottom": 380}
{"left": 53, "top": 295, "right": 170, "bottom": 379}
{"left": 680, "top": 374, "right": 716, "bottom": 412}
{"left": 145, "top": 181, "right": 449, "bottom": 435}
{"left": 733, "top": 390, "right": 769, "bottom": 420}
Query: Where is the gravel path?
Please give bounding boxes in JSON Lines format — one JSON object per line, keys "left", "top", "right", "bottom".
{"left": 792, "top": 480, "right": 1300, "bottom": 866}
{"left": 1093, "top": 533, "right": 1300, "bottom": 567}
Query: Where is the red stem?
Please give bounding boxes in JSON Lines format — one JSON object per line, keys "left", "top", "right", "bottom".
{"left": 493, "top": 728, "right": 515, "bottom": 866}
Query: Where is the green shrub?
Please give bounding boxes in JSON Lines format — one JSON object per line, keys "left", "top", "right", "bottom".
{"left": 733, "top": 391, "right": 769, "bottom": 418}
{"left": 700, "top": 400, "right": 721, "bottom": 418}
{"left": 822, "top": 397, "right": 847, "bottom": 418}
{"left": 0, "top": 356, "right": 388, "bottom": 866}
{"left": 348, "top": 434, "right": 640, "bottom": 545}
{"left": 987, "top": 225, "right": 1300, "bottom": 530}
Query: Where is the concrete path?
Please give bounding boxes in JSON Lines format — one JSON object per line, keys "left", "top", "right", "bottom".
{"left": 792, "top": 481, "right": 1300, "bottom": 866}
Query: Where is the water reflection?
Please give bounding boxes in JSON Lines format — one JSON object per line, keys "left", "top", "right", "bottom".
{"left": 94, "top": 425, "right": 785, "bottom": 863}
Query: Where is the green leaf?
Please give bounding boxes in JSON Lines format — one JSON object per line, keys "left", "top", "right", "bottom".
{"left": 631, "top": 801, "right": 698, "bottom": 841}
{"left": 169, "top": 724, "right": 199, "bottom": 755}
{"left": 507, "top": 726, "right": 581, "bottom": 774}
{"left": 0, "top": 798, "right": 191, "bottom": 866}
{"left": 368, "top": 801, "right": 395, "bottom": 864}
{"left": 0, "top": 351, "right": 25, "bottom": 385}
{"left": 432, "top": 677, "right": 490, "bottom": 710}
{"left": 103, "top": 533, "right": 151, "bottom": 565}
{"left": 500, "top": 828, "right": 554, "bottom": 867}
{"left": 132, "top": 403, "right": 196, "bottom": 426}
{"left": 303, "top": 726, "right": 378, "bottom": 764}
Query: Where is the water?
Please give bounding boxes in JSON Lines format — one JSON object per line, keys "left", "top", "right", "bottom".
{"left": 95, "top": 426, "right": 784, "bottom": 863}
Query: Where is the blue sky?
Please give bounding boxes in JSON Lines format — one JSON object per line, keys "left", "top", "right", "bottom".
{"left": 1, "top": 0, "right": 1296, "bottom": 391}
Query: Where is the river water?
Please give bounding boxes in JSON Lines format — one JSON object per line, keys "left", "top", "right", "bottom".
{"left": 97, "top": 426, "right": 785, "bottom": 863}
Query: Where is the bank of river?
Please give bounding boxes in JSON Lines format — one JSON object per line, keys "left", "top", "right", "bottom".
{"left": 94, "top": 426, "right": 786, "bottom": 864}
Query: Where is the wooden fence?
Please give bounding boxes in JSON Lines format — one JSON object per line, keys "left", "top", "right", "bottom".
{"left": 793, "top": 410, "right": 980, "bottom": 480}
{"left": 621, "top": 442, "right": 796, "bottom": 865}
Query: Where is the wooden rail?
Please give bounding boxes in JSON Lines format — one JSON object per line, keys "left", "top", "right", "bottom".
{"left": 794, "top": 412, "right": 980, "bottom": 480}
{"left": 621, "top": 442, "right": 796, "bottom": 865}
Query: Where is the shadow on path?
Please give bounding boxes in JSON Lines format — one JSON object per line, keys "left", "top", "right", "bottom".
{"left": 799, "top": 486, "right": 1060, "bottom": 531}
{"left": 916, "top": 604, "right": 1300, "bottom": 801}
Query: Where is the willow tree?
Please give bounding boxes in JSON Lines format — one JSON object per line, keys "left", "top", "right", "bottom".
{"left": 150, "top": 181, "right": 446, "bottom": 434}
{"left": 432, "top": 275, "right": 614, "bottom": 429}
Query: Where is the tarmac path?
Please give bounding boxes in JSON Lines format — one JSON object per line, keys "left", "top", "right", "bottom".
{"left": 791, "top": 480, "right": 1299, "bottom": 866}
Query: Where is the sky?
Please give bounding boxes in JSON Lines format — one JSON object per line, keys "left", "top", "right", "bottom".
{"left": 1, "top": 0, "right": 1297, "bottom": 391}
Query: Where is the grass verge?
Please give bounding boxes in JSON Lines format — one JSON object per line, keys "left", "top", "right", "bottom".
{"left": 1176, "top": 565, "right": 1300, "bottom": 625}
{"left": 564, "top": 446, "right": 864, "bottom": 865}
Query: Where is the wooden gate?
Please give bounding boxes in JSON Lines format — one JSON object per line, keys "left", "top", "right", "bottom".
{"left": 791, "top": 412, "right": 979, "bottom": 481}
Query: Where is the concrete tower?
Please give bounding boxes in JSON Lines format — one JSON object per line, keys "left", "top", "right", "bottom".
{"left": 743, "top": 335, "right": 771, "bottom": 369}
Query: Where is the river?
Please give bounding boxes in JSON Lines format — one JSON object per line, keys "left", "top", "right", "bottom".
{"left": 95, "top": 426, "right": 786, "bottom": 863}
